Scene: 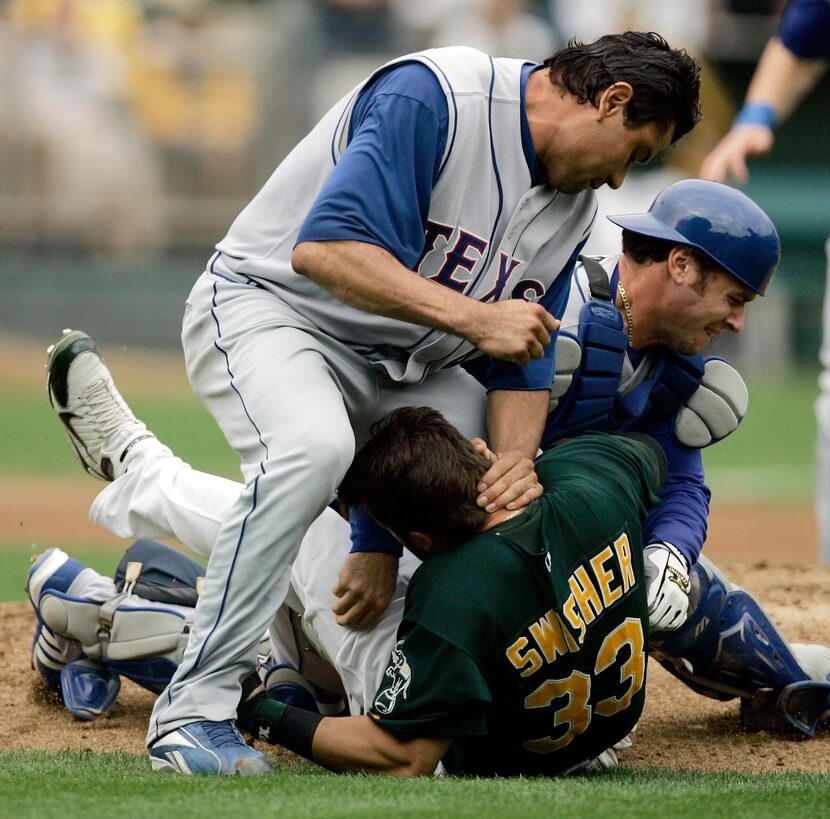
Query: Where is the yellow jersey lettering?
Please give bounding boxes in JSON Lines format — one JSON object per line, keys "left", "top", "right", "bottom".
{"left": 568, "top": 565, "right": 604, "bottom": 624}
{"left": 505, "top": 636, "right": 543, "bottom": 677}
{"left": 613, "top": 532, "right": 636, "bottom": 592}
{"left": 529, "top": 610, "right": 578, "bottom": 664}
{"left": 561, "top": 593, "right": 586, "bottom": 644}
{"left": 590, "top": 545, "right": 622, "bottom": 608}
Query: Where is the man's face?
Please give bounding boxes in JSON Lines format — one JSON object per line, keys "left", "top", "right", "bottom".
{"left": 547, "top": 120, "right": 673, "bottom": 195}
{"left": 535, "top": 83, "right": 675, "bottom": 194}
{"left": 662, "top": 253, "right": 757, "bottom": 355}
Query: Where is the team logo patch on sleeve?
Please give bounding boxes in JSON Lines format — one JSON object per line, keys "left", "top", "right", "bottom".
{"left": 374, "top": 641, "right": 412, "bottom": 715}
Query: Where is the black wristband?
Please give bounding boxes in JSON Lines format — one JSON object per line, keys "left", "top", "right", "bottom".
{"left": 238, "top": 693, "right": 323, "bottom": 761}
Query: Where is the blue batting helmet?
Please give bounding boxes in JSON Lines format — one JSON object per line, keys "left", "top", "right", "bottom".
{"left": 607, "top": 179, "right": 780, "bottom": 295}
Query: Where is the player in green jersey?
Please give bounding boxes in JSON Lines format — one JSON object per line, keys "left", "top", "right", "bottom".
{"left": 238, "top": 406, "right": 665, "bottom": 776}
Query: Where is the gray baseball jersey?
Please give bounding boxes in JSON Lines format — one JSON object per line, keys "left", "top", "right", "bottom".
{"left": 214, "top": 47, "right": 596, "bottom": 382}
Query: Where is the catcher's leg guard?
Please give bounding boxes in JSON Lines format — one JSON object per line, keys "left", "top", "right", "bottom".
{"left": 114, "top": 539, "right": 203, "bottom": 607}
{"left": 32, "top": 621, "right": 83, "bottom": 692}
{"left": 650, "top": 556, "right": 830, "bottom": 736}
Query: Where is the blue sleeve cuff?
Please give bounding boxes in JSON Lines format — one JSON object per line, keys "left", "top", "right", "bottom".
{"left": 733, "top": 102, "right": 776, "bottom": 130}
{"left": 348, "top": 507, "right": 403, "bottom": 557}
{"left": 484, "top": 342, "right": 556, "bottom": 391}
{"left": 779, "top": 0, "right": 830, "bottom": 60}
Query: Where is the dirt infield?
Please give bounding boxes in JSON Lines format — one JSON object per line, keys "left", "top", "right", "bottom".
{"left": 4, "top": 561, "right": 829, "bottom": 773}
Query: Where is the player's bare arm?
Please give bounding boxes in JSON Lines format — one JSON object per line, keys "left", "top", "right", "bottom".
{"left": 292, "top": 240, "right": 558, "bottom": 365}
{"left": 313, "top": 716, "right": 449, "bottom": 776}
{"left": 701, "top": 38, "right": 828, "bottom": 183}
{"left": 475, "top": 389, "right": 548, "bottom": 512}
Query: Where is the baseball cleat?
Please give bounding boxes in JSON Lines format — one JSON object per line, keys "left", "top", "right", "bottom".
{"left": 46, "top": 329, "right": 156, "bottom": 480}
{"left": 148, "top": 720, "right": 274, "bottom": 775}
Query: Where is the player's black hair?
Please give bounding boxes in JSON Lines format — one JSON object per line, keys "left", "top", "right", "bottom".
{"left": 544, "top": 32, "right": 702, "bottom": 143}
{"left": 338, "top": 406, "right": 490, "bottom": 553}
{"left": 622, "top": 229, "right": 721, "bottom": 291}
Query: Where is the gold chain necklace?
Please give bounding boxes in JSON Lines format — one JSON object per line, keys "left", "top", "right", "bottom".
{"left": 617, "top": 281, "right": 634, "bottom": 345}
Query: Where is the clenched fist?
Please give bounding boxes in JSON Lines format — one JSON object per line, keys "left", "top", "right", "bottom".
{"left": 466, "top": 299, "right": 559, "bottom": 365}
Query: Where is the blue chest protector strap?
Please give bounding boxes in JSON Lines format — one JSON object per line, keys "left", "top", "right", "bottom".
{"left": 542, "top": 256, "right": 628, "bottom": 447}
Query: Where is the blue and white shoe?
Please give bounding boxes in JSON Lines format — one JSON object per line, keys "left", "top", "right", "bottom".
{"left": 149, "top": 720, "right": 273, "bottom": 775}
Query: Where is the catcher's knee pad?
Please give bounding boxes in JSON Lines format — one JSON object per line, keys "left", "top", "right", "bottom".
{"left": 38, "top": 589, "right": 189, "bottom": 695}
{"left": 115, "top": 539, "right": 204, "bottom": 606}
{"left": 651, "top": 557, "right": 830, "bottom": 735}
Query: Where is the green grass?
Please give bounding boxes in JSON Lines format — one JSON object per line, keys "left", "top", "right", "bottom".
{"left": 1, "top": 545, "right": 136, "bottom": 603}
{"left": 0, "top": 751, "right": 828, "bottom": 819}
{"left": 1, "top": 389, "right": 238, "bottom": 479}
{"left": 703, "top": 369, "right": 819, "bottom": 502}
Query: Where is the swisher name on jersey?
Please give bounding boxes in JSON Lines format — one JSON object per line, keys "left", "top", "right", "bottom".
{"left": 506, "top": 530, "right": 638, "bottom": 676}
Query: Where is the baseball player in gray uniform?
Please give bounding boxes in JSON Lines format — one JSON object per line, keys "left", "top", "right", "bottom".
{"left": 46, "top": 35, "right": 701, "bottom": 774}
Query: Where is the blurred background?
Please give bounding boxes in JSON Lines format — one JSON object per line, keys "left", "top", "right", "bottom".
{"left": 1, "top": 0, "right": 828, "bottom": 582}
{"left": 1, "top": 0, "right": 828, "bottom": 360}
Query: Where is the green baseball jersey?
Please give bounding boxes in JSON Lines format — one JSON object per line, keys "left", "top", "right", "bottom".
{"left": 368, "top": 432, "right": 665, "bottom": 776}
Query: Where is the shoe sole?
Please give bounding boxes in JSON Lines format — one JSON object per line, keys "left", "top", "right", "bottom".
{"left": 46, "top": 330, "right": 100, "bottom": 410}
{"left": 45, "top": 330, "right": 111, "bottom": 480}
{"left": 148, "top": 751, "right": 272, "bottom": 776}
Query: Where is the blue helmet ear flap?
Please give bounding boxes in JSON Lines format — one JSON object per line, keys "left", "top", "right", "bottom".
{"left": 608, "top": 179, "right": 780, "bottom": 295}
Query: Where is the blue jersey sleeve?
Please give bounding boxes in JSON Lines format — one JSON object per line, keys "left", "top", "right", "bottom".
{"left": 482, "top": 240, "right": 586, "bottom": 391}
{"left": 348, "top": 506, "right": 404, "bottom": 557}
{"left": 779, "top": 0, "right": 830, "bottom": 60}
{"left": 296, "top": 62, "right": 449, "bottom": 269}
{"left": 636, "top": 415, "right": 711, "bottom": 565}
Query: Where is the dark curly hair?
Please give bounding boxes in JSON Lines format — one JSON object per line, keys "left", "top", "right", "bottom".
{"left": 543, "top": 32, "right": 702, "bottom": 143}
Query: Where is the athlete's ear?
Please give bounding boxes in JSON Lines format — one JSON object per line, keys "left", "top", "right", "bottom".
{"left": 597, "top": 82, "right": 634, "bottom": 120}
{"left": 406, "top": 531, "right": 437, "bottom": 559}
{"left": 667, "top": 246, "right": 693, "bottom": 284}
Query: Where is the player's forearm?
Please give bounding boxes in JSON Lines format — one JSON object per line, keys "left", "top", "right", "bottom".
{"left": 292, "top": 239, "right": 483, "bottom": 340}
{"left": 744, "top": 38, "right": 828, "bottom": 123}
{"left": 312, "top": 716, "right": 449, "bottom": 777}
{"left": 486, "top": 388, "right": 548, "bottom": 458}
{"left": 239, "top": 695, "right": 448, "bottom": 776}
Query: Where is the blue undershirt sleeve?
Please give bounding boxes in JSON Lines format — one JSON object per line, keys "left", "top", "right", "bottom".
{"left": 348, "top": 506, "right": 404, "bottom": 557}
{"left": 296, "top": 62, "right": 449, "bottom": 269}
{"left": 778, "top": 0, "right": 830, "bottom": 60}
{"left": 637, "top": 415, "right": 711, "bottom": 565}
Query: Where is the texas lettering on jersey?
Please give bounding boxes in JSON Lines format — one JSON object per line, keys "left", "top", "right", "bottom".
{"left": 417, "top": 219, "right": 542, "bottom": 304}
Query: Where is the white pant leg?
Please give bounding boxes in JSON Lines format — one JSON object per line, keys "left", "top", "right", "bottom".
{"left": 90, "top": 444, "right": 242, "bottom": 560}
{"left": 289, "top": 507, "right": 421, "bottom": 714}
{"left": 817, "top": 237, "right": 830, "bottom": 563}
{"left": 148, "top": 274, "right": 376, "bottom": 743}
